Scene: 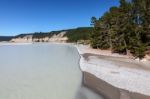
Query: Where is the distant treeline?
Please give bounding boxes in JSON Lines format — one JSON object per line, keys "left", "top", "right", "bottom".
{"left": 0, "top": 36, "right": 14, "bottom": 41}
{"left": 0, "top": 27, "right": 92, "bottom": 42}
{"left": 90, "top": 0, "right": 150, "bottom": 58}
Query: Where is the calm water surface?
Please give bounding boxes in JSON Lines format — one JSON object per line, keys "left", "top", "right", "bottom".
{"left": 0, "top": 44, "right": 103, "bottom": 99}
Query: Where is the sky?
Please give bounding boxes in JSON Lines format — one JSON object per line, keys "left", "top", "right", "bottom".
{"left": 0, "top": 0, "right": 119, "bottom": 36}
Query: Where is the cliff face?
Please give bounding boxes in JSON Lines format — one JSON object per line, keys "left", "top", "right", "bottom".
{"left": 11, "top": 35, "right": 33, "bottom": 43}
{"left": 47, "top": 32, "right": 68, "bottom": 42}
{"left": 11, "top": 32, "right": 68, "bottom": 43}
{"left": 145, "top": 54, "right": 150, "bottom": 61}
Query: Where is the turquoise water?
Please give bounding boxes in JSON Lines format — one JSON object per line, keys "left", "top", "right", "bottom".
{"left": 0, "top": 44, "right": 103, "bottom": 99}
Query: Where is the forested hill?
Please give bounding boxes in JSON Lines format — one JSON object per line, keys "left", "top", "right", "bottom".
{"left": 0, "top": 27, "right": 92, "bottom": 43}
{"left": 90, "top": 0, "right": 150, "bottom": 58}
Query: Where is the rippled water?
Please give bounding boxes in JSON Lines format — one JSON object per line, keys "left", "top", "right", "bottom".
{"left": 0, "top": 43, "right": 103, "bottom": 99}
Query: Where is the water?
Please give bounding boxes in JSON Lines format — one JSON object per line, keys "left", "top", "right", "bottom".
{"left": 0, "top": 43, "right": 103, "bottom": 99}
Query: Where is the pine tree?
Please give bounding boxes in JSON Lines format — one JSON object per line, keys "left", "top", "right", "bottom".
{"left": 90, "top": 0, "right": 149, "bottom": 58}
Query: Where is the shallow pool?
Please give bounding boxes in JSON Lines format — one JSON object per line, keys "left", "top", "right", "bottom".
{"left": 0, "top": 43, "right": 103, "bottom": 99}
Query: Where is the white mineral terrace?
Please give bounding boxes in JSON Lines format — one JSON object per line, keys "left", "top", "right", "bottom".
{"left": 76, "top": 44, "right": 150, "bottom": 96}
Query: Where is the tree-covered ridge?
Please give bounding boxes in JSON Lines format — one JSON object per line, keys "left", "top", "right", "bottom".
{"left": 64, "top": 27, "right": 92, "bottom": 42}
{"left": 0, "top": 27, "right": 92, "bottom": 42}
{"left": 15, "top": 33, "right": 34, "bottom": 38}
{"left": 31, "top": 27, "right": 92, "bottom": 42}
{"left": 90, "top": 0, "right": 150, "bottom": 58}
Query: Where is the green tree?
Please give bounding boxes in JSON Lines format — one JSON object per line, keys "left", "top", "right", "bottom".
{"left": 90, "top": 0, "right": 149, "bottom": 58}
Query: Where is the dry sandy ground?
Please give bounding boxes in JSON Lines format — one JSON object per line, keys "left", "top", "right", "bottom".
{"left": 75, "top": 44, "right": 150, "bottom": 99}
{"left": 75, "top": 45, "right": 129, "bottom": 58}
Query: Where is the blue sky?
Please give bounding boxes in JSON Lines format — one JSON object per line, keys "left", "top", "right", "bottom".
{"left": 0, "top": 0, "right": 119, "bottom": 36}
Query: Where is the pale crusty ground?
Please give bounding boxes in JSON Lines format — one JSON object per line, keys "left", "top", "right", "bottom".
{"left": 76, "top": 44, "right": 150, "bottom": 96}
